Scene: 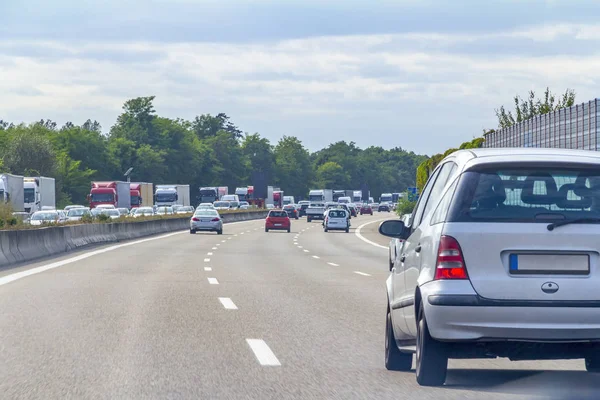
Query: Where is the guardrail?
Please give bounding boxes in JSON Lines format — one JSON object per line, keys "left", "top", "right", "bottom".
{"left": 0, "top": 211, "right": 267, "bottom": 268}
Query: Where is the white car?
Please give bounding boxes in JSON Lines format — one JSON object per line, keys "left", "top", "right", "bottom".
{"left": 213, "top": 201, "right": 231, "bottom": 211}
{"left": 380, "top": 148, "right": 600, "bottom": 386}
{"left": 95, "top": 204, "right": 116, "bottom": 210}
{"left": 98, "top": 209, "right": 121, "bottom": 220}
{"left": 156, "top": 206, "right": 174, "bottom": 215}
{"left": 323, "top": 209, "right": 350, "bottom": 233}
{"left": 64, "top": 205, "right": 86, "bottom": 211}
{"left": 266, "top": 204, "right": 275, "bottom": 209}
{"left": 190, "top": 209, "right": 223, "bottom": 234}
{"left": 131, "top": 207, "right": 155, "bottom": 218}
{"left": 66, "top": 208, "right": 92, "bottom": 221}
{"left": 176, "top": 206, "right": 194, "bottom": 214}
{"left": 29, "top": 211, "right": 62, "bottom": 225}
{"left": 196, "top": 203, "right": 215, "bottom": 210}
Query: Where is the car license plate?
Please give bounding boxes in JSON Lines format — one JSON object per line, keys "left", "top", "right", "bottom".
{"left": 274, "top": 223, "right": 282, "bottom": 226}
{"left": 201, "top": 219, "right": 211, "bottom": 222}
{"left": 509, "top": 254, "right": 589, "bottom": 275}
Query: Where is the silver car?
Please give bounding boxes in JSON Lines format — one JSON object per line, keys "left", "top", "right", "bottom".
{"left": 190, "top": 209, "right": 223, "bottom": 234}
{"left": 379, "top": 148, "right": 600, "bottom": 386}
{"left": 66, "top": 208, "right": 92, "bottom": 221}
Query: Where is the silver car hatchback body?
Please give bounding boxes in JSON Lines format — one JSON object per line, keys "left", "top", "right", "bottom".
{"left": 380, "top": 148, "right": 600, "bottom": 386}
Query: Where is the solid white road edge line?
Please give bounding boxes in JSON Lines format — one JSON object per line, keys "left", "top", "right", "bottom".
{"left": 354, "top": 271, "right": 372, "bottom": 276}
{"left": 328, "top": 262, "right": 339, "bottom": 267}
{"left": 204, "top": 267, "right": 212, "bottom": 271}
{"left": 219, "top": 297, "right": 238, "bottom": 310}
{"left": 208, "top": 277, "right": 219, "bottom": 285}
{"left": 0, "top": 219, "right": 263, "bottom": 287}
{"left": 246, "top": 339, "right": 281, "bottom": 366}
{"left": 355, "top": 219, "right": 389, "bottom": 250}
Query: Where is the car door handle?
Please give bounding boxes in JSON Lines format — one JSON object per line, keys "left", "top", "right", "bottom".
{"left": 415, "top": 245, "right": 422, "bottom": 253}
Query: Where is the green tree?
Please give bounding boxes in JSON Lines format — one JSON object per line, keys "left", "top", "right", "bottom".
{"left": 316, "top": 161, "right": 350, "bottom": 188}
{"left": 274, "top": 136, "right": 313, "bottom": 197}
{"left": 241, "top": 133, "right": 274, "bottom": 178}
{"left": 495, "top": 87, "right": 576, "bottom": 129}
{"left": 2, "top": 125, "right": 57, "bottom": 176}
{"left": 192, "top": 113, "right": 242, "bottom": 140}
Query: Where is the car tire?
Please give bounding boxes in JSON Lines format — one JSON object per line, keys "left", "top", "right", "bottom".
{"left": 586, "top": 355, "right": 600, "bottom": 372}
{"left": 190, "top": 229, "right": 196, "bottom": 234}
{"left": 345, "top": 228, "right": 349, "bottom": 233}
{"left": 386, "top": 305, "right": 413, "bottom": 371}
{"left": 265, "top": 228, "right": 269, "bottom": 232}
{"left": 416, "top": 304, "right": 448, "bottom": 386}
{"left": 287, "top": 228, "right": 291, "bottom": 233}
{"left": 307, "top": 217, "right": 312, "bottom": 223}
{"left": 217, "top": 229, "right": 223, "bottom": 235}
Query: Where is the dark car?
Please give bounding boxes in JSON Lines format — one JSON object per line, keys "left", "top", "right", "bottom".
{"left": 283, "top": 204, "right": 299, "bottom": 220}
{"left": 298, "top": 201, "right": 310, "bottom": 217}
{"left": 360, "top": 204, "right": 373, "bottom": 215}
{"left": 265, "top": 210, "right": 291, "bottom": 232}
{"left": 378, "top": 203, "right": 391, "bottom": 212}
{"left": 348, "top": 204, "right": 358, "bottom": 217}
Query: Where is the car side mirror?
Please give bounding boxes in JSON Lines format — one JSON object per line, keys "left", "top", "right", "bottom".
{"left": 379, "top": 220, "right": 408, "bottom": 239}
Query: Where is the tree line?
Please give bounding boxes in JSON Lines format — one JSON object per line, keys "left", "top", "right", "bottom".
{"left": 0, "top": 96, "right": 426, "bottom": 207}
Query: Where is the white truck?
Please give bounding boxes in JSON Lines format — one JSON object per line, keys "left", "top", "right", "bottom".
{"left": 380, "top": 192, "right": 393, "bottom": 203}
{"left": 283, "top": 196, "right": 295, "bottom": 205}
{"left": 352, "top": 190, "right": 362, "bottom": 203}
{"left": 154, "top": 185, "right": 190, "bottom": 207}
{"left": 0, "top": 173, "right": 24, "bottom": 212}
{"left": 24, "top": 176, "right": 56, "bottom": 213}
{"left": 308, "top": 189, "right": 333, "bottom": 203}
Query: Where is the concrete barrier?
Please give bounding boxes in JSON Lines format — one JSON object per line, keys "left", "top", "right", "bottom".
{"left": 0, "top": 211, "right": 268, "bottom": 268}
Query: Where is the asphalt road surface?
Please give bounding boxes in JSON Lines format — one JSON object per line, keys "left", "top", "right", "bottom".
{"left": 1, "top": 213, "right": 598, "bottom": 399}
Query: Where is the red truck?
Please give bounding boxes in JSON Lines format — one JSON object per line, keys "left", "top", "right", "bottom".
{"left": 129, "top": 182, "right": 153, "bottom": 208}
{"left": 273, "top": 190, "right": 284, "bottom": 208}
{"left": 89, "top": 181, "right": 131, "bottom": 209}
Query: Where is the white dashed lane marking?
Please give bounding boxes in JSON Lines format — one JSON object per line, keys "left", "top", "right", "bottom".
{"left": 312, "top": 255, "right": 320, "bottom": 259}
{"left": 353, "top": 271, "right": 371, "bottom": 277}
{"left": 328, "top": 262, "right": 339, "bottom": 267}
{"left": 204, "top": 267, "right": 212, "bottom": 271}
{"left": 204, "top": 258, "right": 210, "bottom": 262}
{"left": 207, "top": 252, "right": 213, "bottom": 256}
{"left": 219, "top": 297, "right": 238, "bottom": 310}
{"left": 208, "top": 277, "right": 219, "bottom": 285}
{"left": 246, "top": 339, "right": 281, "bottom": 366}
{"left": 303, "top": 249, "right": 310, "bottom": 253}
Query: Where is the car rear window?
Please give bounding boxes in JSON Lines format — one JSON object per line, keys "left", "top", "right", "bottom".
{"left": 269, "top": 211, "right": 288, "bottom": 217}
{"left": 328, "top": 210, "right": 346, "bottom": 218}
{"left": 447, "top": 166, "right": 600, "bottom": 223}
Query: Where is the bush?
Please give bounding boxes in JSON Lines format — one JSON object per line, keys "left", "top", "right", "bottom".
{"left": 395, "top": 196, "right": 416, "bottom": 217}
{"left": 80, "top": 213, "right": 94, "bottom": 223}
{"left": 96, "top": 213, "right": 111, "bottom": 223}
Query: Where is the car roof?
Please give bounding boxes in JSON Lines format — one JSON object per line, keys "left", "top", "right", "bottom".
{"left": 448, "top": 148, "right": 600, "bottom": 169}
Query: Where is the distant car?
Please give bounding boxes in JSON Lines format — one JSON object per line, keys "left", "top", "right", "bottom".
{"left": 213, "top": 201, "right": 231, "bottom": 210}
{"left": 336, "top": 203, "right": 352, "bottom": 219}
{"left": 117, "top": 208, "right": 130, "bottom": 217}
{"left": 12, "top": 212, "right": 31, "bottom": 224}
{"left": 266, "top": 204, "right": 275, "bottom": 209}
{"left": 283, "top": 204, "right": 299, "bottom": 220}
{"left": 298, "top": 200, "right": 310, "bottom": 217}
{"left": 131, "top": 207, "right": 155, "bottom": 218}
{"left": 324, "top": 209, "right": 350, "bottom": 233}
{"left": 190, "top": 209, "right": 223, "bottom": 234}
{"left": 378, "top": 203, "right": 391, "bottom": 212}
{"left": 64, "top": 205, "right": 86, "bottom": 211}
{"left": 97, "top": 209, "right": 121, "bottom": 220}
{"left": 176, "top": 206, "right": 195, "bottom": 214}
{"left": 371, "top": 202, "right": 379, "bottom": 209}
{"left": 196, "top": 203, "right": 215, "bottom": 210}
{"left": 229, "top": 201, "right": 240, "bottom": 210}
{"left": 239, "top": 201, "right": 250, "bottom": 208}
{"left": 347, "top": 203, "right": 358, "bottom": 217}
{"left": 29, "top": 211, "right": 61, "bottom": 226}
{"left": 156, "top": 206, "right": 174, "bottom": 215}
{"left": 265, "top": 210, "right": 291, "bottom": 233}
{"left": 95, "top": 204, "right": 116, "bottom": 210}
{"left": 360, "top": 204, "right": 373, "bottom": 215}
{"left": 66, "top": 208, "right": 92, "bottom": 221}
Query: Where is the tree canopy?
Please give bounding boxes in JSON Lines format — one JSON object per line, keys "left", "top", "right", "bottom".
{"left": 0, "top": 97, "right": 426, "bottom": 207}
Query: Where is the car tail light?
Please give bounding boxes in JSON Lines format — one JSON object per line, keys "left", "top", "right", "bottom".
{"left": 211, "top": 217, "right": 220, "bottom": 222}
{"left": 192, "top": 217, "right": 200, "bottom": 221}
{"left": 434, "top": 235, "right": 468, "bottom": 280}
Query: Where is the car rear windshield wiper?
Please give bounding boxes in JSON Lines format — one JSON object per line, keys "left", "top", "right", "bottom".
{"left": 547, "top": 217, "right": 600, "bottom": 231}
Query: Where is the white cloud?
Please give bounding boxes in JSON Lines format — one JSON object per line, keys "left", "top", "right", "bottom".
{"left": 2, "top": 23, "right": 600, "bottom": 154}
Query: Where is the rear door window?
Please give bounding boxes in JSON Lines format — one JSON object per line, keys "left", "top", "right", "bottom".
{"left": 269, "top": 211, "right": 287, "bottom": 218}
{"left": 448, "top": 166, "right": 600, "bottom": 222}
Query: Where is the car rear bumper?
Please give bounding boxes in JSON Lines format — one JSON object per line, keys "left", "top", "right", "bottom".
{"left": 306, "top": 214, "right": 324, "bottom": 219}
{"left": 420, "top": 280, "right": 600, "bottom": 342}
{"left": 191, "top": 221, "right": 221, "bottom": 231}
{"left": 266, "top": 225, "right": 289, "bottom": 230}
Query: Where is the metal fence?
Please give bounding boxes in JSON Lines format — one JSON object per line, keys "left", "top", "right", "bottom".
{"left": 483, "top": 99, "right": 600, "bottom": 150}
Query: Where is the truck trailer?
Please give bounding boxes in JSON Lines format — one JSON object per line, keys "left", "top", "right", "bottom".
{"left": 89, "top": 181, "right": 131, "bottom": 209}
{"left": 24, "top": 176, "right": 56, "bottom": 213}
{"left": 0, "top": 173, "right": 24, "bottom": 212}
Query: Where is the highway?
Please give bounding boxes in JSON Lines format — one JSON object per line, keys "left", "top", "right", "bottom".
{"left": 0, "top": 214, "right": 598, "bottom": 399}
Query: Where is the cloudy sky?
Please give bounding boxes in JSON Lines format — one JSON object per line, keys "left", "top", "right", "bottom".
{"left": 2, "top": 0, "right": 600, "bottom": 155}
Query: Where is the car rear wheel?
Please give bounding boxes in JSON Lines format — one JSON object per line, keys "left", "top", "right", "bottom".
{"left": 217, "top": 229, "right": 223, "bottom": 235}
{"left": 386, "top": 306, "right": 413, "bottom": 371}
{"left": 307, "top": 217, "right": 312, "bottom": 222}
{"left": 345, "top": 227, "right": 349, "bottom": 233}
{"left": 324, "top": 227, "right": 328, "bottom": 232}
{"left": 265, "top": 228, "right": 269, "bottom": 232}
{"left": 189, "top": 229, "right": 196, "bottom": 234}
{"left": 287, "top": 228, "right": 291, "bottom": 233}
{"left": 416, "top": 304, "right": 448, "bottom": 386}
{"left": 586, "top": 355, "right": 600, "bottom": 372}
